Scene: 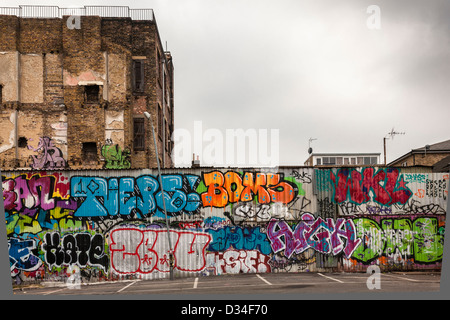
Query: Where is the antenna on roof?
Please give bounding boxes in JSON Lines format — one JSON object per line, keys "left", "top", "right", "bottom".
{"left": 388, "top": 127, "right": 405, "bottom": 140}
{"left": 383, "top": 127, "right": 405, "bottom": 165}
{"left": 308, "top": 137, "right": 317, "bottom": 154}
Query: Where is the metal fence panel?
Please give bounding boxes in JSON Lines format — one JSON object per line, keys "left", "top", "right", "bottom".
{"left": 3, "top": 166, "right": 447, "bottom": 283}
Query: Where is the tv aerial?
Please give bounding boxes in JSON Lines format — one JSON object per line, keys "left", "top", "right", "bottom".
{"left": 308, "top": 138, "right": 317, "bottom": 154}
{"left": 387, "top": 127, "right": 405, "bottom": 140}
{"left": 383, "top": 127, "right": 405, "bottom": 165}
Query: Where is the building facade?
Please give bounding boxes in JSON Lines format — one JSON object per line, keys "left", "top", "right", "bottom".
{"left": 0, "top": 6, "right": 174, "bottom": 171}
{"left": 304, "top": 153, "right": 380, "bottom": 167}
{"left": 388, "top": 139, "right": 450, "bottom": 172}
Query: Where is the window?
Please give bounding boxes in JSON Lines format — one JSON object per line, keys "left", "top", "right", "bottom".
{"left": 158, "top": 104, "right": 163, "bottom": 139}
{"left": 165, "top": 119, "right": 171, "bottom": 151}
{"left": 316, "top": 158, "right": 322, "bottom": 165}
{"left": 82, "top": 142, "right": 97, "bottom": 162}
{"left": 132, "top": 60, "right": 145, "bottom": 92}
{"left": 18, "top": 137, "right": 28, "bottom": 148}
{"left": 133, "top": 118, "right": 145, "bottom": 151}
{"left": 85, "top": 85, "right": 99, "bottom": 103}
{"left": 323, "top": 157, "right": 336, "bottom": 165}
{"left": 0, "top": 85, "right": 3, "bottom": 103}
{"left": 344, "top": 158, "right": 350, "bottom": 165}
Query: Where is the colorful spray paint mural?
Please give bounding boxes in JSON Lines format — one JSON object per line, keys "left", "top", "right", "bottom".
{"left": 3, "top": 167, "right": 448, "bottom": 283}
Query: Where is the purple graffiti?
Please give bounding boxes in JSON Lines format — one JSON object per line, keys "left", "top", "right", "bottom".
{"left": 2, "top": 174, "right": 76, "bottom": 214}
{"left": 28, "top": 136, "right": 66, "bottom": 170}
{"left": 267, "top": 213, "right": 362, "bottom": 258}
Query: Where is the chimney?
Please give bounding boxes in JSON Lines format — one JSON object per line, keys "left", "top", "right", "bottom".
{"left": 192, "top": 153, "right": 200, "bottom": 168}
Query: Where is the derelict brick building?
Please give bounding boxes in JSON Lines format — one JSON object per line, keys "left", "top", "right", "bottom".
{"left": 0, "top": 6, "right": 174, "bottom": 170}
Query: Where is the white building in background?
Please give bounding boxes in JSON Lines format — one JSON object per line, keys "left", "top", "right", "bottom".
{"left": 304, "top": 153, "right": 381, "bottom": 167}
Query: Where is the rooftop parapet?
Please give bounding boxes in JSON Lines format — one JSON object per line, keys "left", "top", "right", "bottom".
{"left": 0, "top": 5, "right": 154, "bottom": 21}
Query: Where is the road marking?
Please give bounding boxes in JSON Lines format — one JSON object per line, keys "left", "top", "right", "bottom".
{"left": 117, "top": 280, "right": 138, "bottom": 293}
{"left": 43, "top": 288, "right": 65, "bottom": 295}
{"left": 193, "top": 277, "right": 198, "bottom": 289}
{"left": 256, "top": 274, "right": 272, "bottom": 285}
{"left": 317, "top": 273, "right": 344, "bottom": 283}
{"left": 382, "top": 274, "right": 421, "bottom": 282}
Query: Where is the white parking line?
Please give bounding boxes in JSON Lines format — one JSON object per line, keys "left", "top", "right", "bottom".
{"left": 43, "top": 288, "right": 65, "bottom": 295}
{"left": 117, "top": 280, "right": 138, "bottom": 293}
{"left": 256, "top": 274, "right": 272, "bottom": 285}
{"left": 317, "top": 273, "right": 344, "bottom": 283}
{"left": 193, "top": 277, "right": 199, "bottom": 289}
{"left": 382, "top": 274, "right": 421, "bottom": 282}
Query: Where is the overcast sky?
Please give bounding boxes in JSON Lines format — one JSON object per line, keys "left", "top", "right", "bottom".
{"left": 4, "top": 0, "right": 450, "bottom": 167}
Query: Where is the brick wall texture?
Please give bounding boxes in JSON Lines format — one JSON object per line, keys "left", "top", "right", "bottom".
{"left": 0, "top": 15, "right": 174, "bottom": 170}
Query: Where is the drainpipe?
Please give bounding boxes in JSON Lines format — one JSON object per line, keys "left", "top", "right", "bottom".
{"left": 15, "top": 51, "right": 20, "bottom": 167}
{"left": 143, "top": 111, "right": 174, "bottom": 280}
{"left": 162, "top": 58, "right": 165, "bottom": 168}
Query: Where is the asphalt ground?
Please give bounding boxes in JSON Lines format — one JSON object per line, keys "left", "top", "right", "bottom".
{"left": 12, "top": 271, "right": 441, "bottom": 297}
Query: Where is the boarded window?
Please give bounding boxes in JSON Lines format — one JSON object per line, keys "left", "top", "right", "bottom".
{"left": 133, "top": 118, "right": 145, "bottom": 151}
{"left": 85, "top": 85, "right": 100, "bottom": 103}
{"left": 132, "top": 60, "right": 145, "bottom": 92}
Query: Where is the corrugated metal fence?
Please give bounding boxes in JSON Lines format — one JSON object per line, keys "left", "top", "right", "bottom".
{"left": 3, "top": 166, "right": 448, "bottom": 283}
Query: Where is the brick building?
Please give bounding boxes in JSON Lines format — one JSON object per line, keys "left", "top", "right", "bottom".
{"left": 388, "top": 139, "right": 450, "bottom": 172}
{"left": 0, "top": 6, "right": 174, "bottom": 170}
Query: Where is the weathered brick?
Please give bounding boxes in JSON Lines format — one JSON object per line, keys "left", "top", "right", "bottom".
{"left": 0, "top": 12, "right": 174, "bottom": 170}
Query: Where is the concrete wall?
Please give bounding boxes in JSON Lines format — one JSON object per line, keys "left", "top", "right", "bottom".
{"left": 3, "top": 166, "right": 447, "bottom": 283}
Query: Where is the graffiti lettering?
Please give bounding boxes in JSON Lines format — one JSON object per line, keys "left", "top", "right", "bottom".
{"left": 42, "top": 232, "right": 109, "bottom": 271}
{"left": 291, "top": 170, "right": 312, "bottom": 184}
{"left": 9, "top": 238, "right": 42, "bottom": 273}
{"left": 426, "top": 179, "right": 447, "bottom": 200}
{"left": 207, "top": 226, "right": 272, "bottom": 255}
{"left": 206, "top": 250, "right": 271, "bottom": 275}
{"left": 201, "top": 171, "right": 298, "bottom": 208}
{"left": 109, "top": 227, "right": 211, "bottom": 274}
{"left": 2, "top": 174, "right": 75, "bottom": 213}
{"left": 352, "top": 217, "right": 444, "bottom": 264}
{"left": 71, "top": 174, "right": 201, "bottom": 219}
{"left": 330, "top": 168, "right": 412, "bottom": 206}
{"left": 404, "top": 173, "right": 429, "bottom": 184}
{"left": 267, "top": 214, "right": 362, "bottom": 258}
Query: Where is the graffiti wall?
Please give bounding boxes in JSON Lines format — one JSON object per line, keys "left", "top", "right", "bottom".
{"left": 3, "top": 167, "right": 448, "bottom": 283}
